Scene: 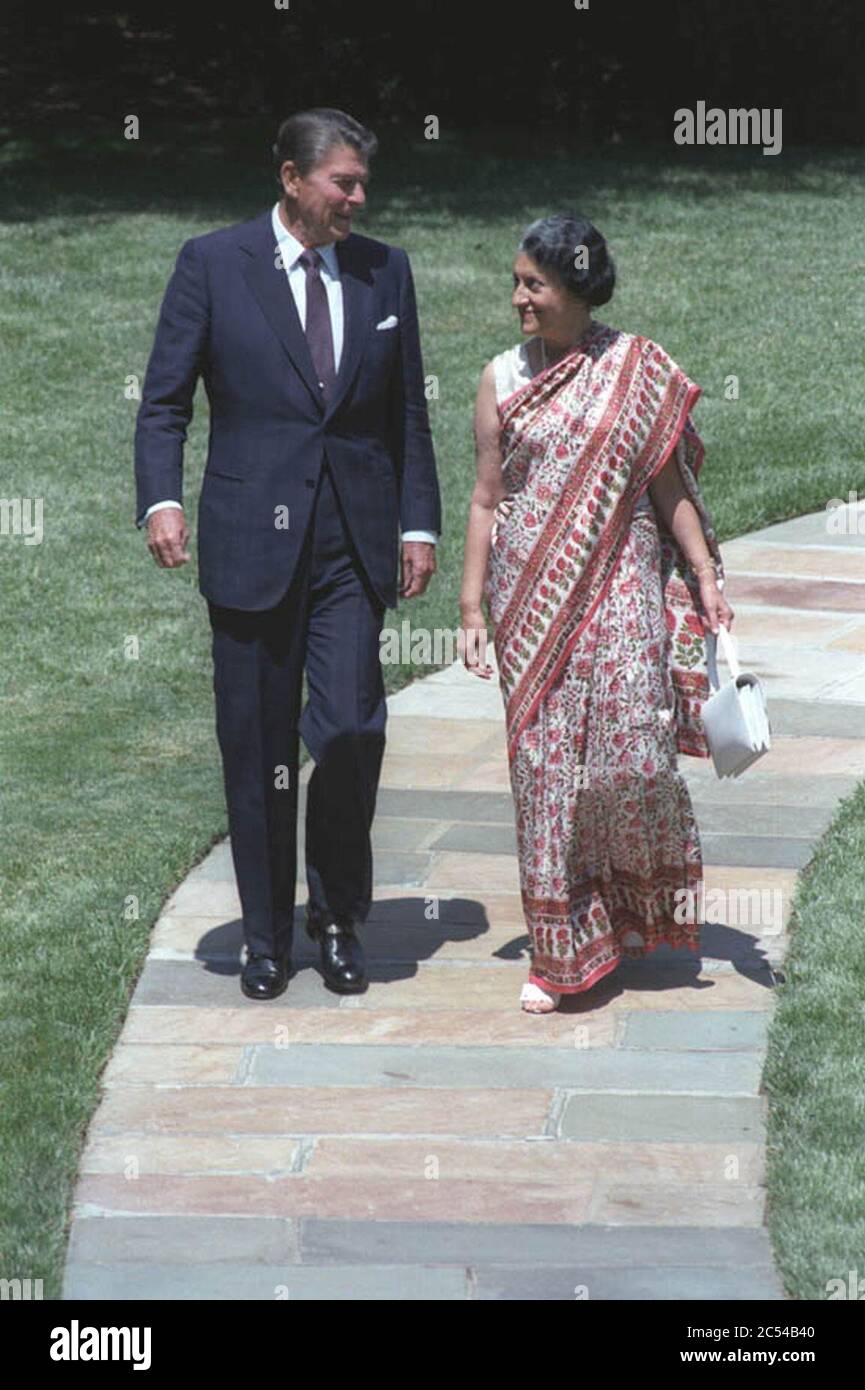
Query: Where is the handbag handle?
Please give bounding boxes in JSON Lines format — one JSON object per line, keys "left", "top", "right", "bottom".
{"left": 706, "top": 622, "right": 739, "bottom": 690}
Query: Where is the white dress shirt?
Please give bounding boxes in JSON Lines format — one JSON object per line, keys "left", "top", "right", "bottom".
{"left": 144, "top": 203, "right": 437, "bottom": 545}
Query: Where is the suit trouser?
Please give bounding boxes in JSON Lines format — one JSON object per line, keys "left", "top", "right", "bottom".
{"left": 207, "top": 463, "right": 388, "bottom": 960}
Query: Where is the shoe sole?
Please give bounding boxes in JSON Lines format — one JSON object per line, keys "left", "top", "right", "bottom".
{"left": 321, "top": 973, "right": 367, "bottom": 994}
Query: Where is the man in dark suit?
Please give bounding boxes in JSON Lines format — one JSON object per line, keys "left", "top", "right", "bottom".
{"left": 135, "top": 108, "right": 441, "bottom": 1000}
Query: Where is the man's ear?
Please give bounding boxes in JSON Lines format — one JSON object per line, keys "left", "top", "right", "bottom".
{"left": 279, "top": 160, "right": 301, "bottom": 198}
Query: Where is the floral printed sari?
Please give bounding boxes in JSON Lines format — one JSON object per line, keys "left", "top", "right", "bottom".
{"left": 484, "top": 324, "right": 725, "bottom": 994}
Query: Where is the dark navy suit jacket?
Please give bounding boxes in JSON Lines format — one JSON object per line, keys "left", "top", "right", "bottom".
{"left": 134, "top": 209, "right": 441, "bottom": 611}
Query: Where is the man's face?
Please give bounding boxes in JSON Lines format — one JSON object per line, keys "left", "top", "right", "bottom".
{"left": 280, "top": 141, "right": 369, "bottom": 244}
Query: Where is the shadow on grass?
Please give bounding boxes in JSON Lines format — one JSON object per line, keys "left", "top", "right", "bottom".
{"left": 2, "top": 119, "right": 863, "bottom": 228}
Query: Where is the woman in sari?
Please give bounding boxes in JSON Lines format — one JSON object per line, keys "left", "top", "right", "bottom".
{"left": 460, "top": 213, "right": 734, "bottom": 1014}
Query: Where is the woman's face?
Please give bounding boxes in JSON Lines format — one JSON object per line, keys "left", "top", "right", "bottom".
{"left": 512, "top": 251, "right": 583, "bottom": 339}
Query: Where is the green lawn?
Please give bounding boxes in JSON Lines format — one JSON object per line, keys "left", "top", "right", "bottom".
{"left": 763, "top": 780, "right": 865, "bottom": 1300}
{"left": 1, "top": 121, "right": 864, "bottom": 1297}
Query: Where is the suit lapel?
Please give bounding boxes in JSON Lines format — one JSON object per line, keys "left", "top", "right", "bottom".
{"left": 326, "top": 235, "right": 373, "bottom": 419}
{"left": 238, "top": 211, "right": 323, "bottom": 410}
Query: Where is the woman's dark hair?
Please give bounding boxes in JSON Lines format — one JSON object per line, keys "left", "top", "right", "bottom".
{"left": 272, "top": 108, "right": 378, "bottom": 187}
{"left": 519, "top": 213, "right": 615, "bottom": 307}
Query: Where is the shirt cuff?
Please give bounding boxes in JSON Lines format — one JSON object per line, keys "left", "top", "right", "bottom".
{"left": 401, "top": 530, "right": 438, "bottom": 544}
{"left": 144, "top": 500, "right": 183, "bottom": 521}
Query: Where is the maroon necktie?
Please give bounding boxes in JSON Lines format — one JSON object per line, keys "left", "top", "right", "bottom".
{"left": 298, "top": 249, "right": 336, "bottom": 402}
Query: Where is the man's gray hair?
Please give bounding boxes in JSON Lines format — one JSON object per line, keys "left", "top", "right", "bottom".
{"left": 272, "top": 108, "right": 378, "bottom": 188}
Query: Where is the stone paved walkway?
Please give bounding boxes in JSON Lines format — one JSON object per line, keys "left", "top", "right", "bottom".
{"left": 63, "top": 505, "right": 865, "bottom": 1299}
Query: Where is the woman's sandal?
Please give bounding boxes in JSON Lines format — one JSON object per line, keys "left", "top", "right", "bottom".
{"left": 520, "top": 981, "right": 562, "bottom": 1014}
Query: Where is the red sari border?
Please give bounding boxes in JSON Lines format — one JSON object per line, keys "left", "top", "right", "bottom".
{"left": 488, "top": 329, "right": 724, "bottom": 765}
{"left": 506, "top": 377, "right": 703, "bottom": 761}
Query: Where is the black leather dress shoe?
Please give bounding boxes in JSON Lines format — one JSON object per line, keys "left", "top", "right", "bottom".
{"left": 241, "top": 952, "right": 290, "bottom": 1001}
{"left": 307, "top": 912, "right": 366, "bottom": 993}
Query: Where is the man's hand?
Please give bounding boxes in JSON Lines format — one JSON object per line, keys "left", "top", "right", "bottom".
{"left": 147, "top": 508, "right": 191, "bottom": 568}
{"left": 399, "top": 540, "right": 436, "bottom": 599}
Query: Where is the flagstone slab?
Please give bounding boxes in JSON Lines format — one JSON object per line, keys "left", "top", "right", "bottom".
{"left": 372, "top": 818, "right": 455, "bottom": 852}
{"left": 603, "top": 963, "right": 779, "bottom": 1007}
{"left": 63, "top": 1261, "right": 468, "bottom": 1301}
{"left": 122, "top": 1005, "right": 620, "bottom": 1049}
{"left": 382, "top": 717, "right": 504, "bottom": 755}
{"left": 621, "top": 1010, "right": 769, "bottom": 1050}
{"left": 103, "top": 1044, "right": 244, "bottom": 1086}
{"left": 298, "top": 1219, "right": 779, "bottom": 1268}
{"left": 698, "top": 833, "right": 813, "bottom": 869}
{"left": 150, "top": 917, "right": 786, "bottom": 967}
{"left": 340, "top": 961, "right": 777, "bottom": 1011}
{"left": 152, "top": 918, "right": 532, "bottom": 966}
{"left": 704, "top": 646, "right": 865, "bottom": 702}
{"left": 430, "top": 823, "right": 518, "bottom": 855}
{"left": 244, "top": 1041, "right": 763, "bottom": 1095}
{"left": 451, "top": 758, "right": 513, "bottom": 793}
{"left": 727, "top": 609, "right": 856, "bottom": 648}
{"left": 170, "top": 863, "right": 478, "bottom": 909}
{"left": 79, "top": 1134, "right": 301, "bottom": 1175}
{"left": 818, "top": 669, "right": 865, "bottom": 702}
{"left": 592, "top": 1182, "right": 766, "bottom": 1226}
{"left": 303, "top": 1138, "right": 764, "bottom": 1185}
{"left": 131, "top": 960, "right": 343, "bottom": 1008}
{"left": 72, "top": 1175, "right": 767, "bottom": 1231}
{"left": 827, "top": 623, "right": 865, "bottom": 652}
{"left": 67, "top": 1214, "right": 299, "bottom": 1264}
{"left": 150, "top": 917, "right": 243, "bottom": 956}
{"left": 745, "top": 736, "right": 865, "bottom": 776}
{"left": 387, "top": 661, "right": 505, "bottom": 722}
{"left": 375, "top": 755, "right": 469, "bottom": 788}
{"left": 92, "top": 1085, "right": 555, "bottom": 1138}
{"left": 368, "top": 850, "right": 435, "bottom": 886}
{"left": 687, "top": 771, "right": 856, "bottom": 805}
{"left": 749, "top": 698, "right": 865, "bottom": 739}
{"left": 386, "top": 681, "right": 506, "bottom": 721}
{"left": 737, "top": 508, "right": 865, "bottom": 546}
{"left": 375, "top": 788, "right": 516, "bottom": 823}
{"left": 558, "top": 1094, "right": 766, "bottom": 1143}
{"left": 472, "top": 1263, "right": 784, "bottom": 1299}
{"left": 364, "top": 888, "right": 523, "bottom": 916}
{"left": 689, "top": 802, "right": 833, "bottom": 839}
{"left": 698, "top": 861, "right": 801, "bottom": 928}
{"left": 618, "top": 944, "right": 783, "bottom": 975}
{"left": 166, "top": 880, "right": 242, "bottom": 916}
{"left": 724, "top": 574, "right": 865, "bottom": 612}
{"left": 422, "top": 852, "right": 522, "bottom": 891}
{"left": 72, "top": 1173, "right": 596, "bottom": 1223}
{"left": 719, "top": 542, "right": 865, "bottom": 581}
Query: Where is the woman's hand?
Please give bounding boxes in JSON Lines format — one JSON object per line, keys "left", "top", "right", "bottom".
{"left": 699, "top": 576, "right": 735, "bottom": 634}
{"left": 459, "top": 607, "right": 494, "bottom": 679}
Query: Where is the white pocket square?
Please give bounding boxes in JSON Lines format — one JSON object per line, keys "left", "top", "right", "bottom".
{"left": 376, "top": 315, "right": 399, "bottom": 330}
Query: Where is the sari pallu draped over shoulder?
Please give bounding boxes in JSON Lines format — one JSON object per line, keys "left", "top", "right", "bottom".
{"left": 485, "top": 324, "right": 725, "bottom": 762}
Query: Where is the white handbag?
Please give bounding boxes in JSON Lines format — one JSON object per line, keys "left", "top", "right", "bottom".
{"left": 700, "top": 624, "right": 771, "bottom": 778}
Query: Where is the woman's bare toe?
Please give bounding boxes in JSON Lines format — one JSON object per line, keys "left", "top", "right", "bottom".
{"left": 520, "top": 982, "right": 561, "bottom": 1013}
